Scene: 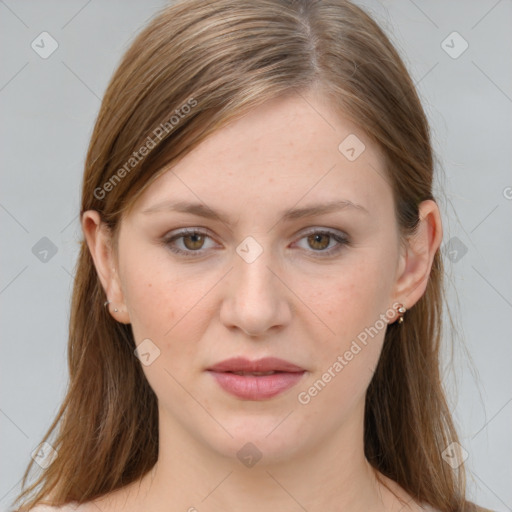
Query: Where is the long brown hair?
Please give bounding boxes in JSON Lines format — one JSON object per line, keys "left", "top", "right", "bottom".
{"left": 12, "top": 1, "right": 483, "bottom": 510}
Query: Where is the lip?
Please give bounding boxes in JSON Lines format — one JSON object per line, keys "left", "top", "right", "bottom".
{"left": 206, "top": 357, "right": 306, "bottom": 400}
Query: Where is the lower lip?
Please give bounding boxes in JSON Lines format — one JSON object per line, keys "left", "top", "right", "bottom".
{"left": 207, "top": 371, "right": 306, "bottom": 400}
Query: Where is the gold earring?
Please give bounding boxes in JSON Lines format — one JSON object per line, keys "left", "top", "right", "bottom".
{"left": 395, "top": 303, "right": 406, "bottom": 324}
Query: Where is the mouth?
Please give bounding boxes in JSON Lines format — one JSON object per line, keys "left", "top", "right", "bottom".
{"left": 206, "top": 357, "right": 306, "bottom": 400}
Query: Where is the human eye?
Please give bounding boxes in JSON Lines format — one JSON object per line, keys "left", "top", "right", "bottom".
{"left": 162, "top": 227, "right": 350, "bottom": 259}
{"left": 293, "top": 228, "right": 350, "bottom": 257}
{"left": 163, "top": 228, "right": 218, "bottom": 257}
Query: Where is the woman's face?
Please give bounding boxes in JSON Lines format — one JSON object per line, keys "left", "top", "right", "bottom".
{"left": 92, "top": 90, "right": 422, "bottom": 464}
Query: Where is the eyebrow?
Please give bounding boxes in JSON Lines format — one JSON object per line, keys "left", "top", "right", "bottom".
{"left": 141, "top": 199, "right": 369, "bottom": 224}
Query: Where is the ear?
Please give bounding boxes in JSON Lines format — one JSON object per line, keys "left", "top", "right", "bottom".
{"left": 81, "top": 210, "right": 131, "bottom": 324}
{"left": 391, "top": 199, "right": 443, "bottom": 320}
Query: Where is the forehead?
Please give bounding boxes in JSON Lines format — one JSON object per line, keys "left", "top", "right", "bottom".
{"left": 133, "top": 91, "right": 393, "bottom": 221}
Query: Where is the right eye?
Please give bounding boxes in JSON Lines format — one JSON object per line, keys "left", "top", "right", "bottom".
{"left": 163, "top": 228, "right": 217, "bottom": 257}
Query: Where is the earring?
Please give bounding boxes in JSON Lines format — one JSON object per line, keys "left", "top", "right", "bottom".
{"left": 104, "top": 299, "right": 118, "bottom": 313}
{"left": 395, "top": 303, "right": 406, "bottom": 324}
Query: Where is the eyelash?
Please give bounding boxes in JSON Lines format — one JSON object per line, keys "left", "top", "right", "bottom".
{"left": 162, "top": 228, "right": 350, "bottom": 258}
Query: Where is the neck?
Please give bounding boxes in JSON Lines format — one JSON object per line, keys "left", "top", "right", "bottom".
{"left": 123, "top": 401, "right": 411, "bottom": 512}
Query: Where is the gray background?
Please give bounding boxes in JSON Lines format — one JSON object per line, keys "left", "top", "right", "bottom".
{"left": 1, "top": 1, "right": 511, "bottom": 510}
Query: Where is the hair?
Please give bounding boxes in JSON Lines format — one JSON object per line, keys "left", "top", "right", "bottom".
{"left": 12, "top": 1, "right": 486, "bottom": 511}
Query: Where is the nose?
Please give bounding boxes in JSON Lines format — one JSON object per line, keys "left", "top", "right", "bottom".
{"left": 219, "top": 239, "right": 293, "bottom": 338}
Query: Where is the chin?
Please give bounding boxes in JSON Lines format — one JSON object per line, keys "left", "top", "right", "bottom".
{"left": 200, "top": 413, "right": 309, "bottom": 467}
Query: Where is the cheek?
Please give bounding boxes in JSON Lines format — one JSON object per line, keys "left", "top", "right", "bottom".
{"left": 293, "top": 251, "right": 395, "bottom": 406}
{"left": 120, "top": 247, "right": 216, "bottom": 364}
{"left": 119, "top": 250, "right": 217, "bottom": 406}
{"left": 295, "top": 265, "right": 389, "bottom": 426}
{"left": 301, "top": 255, "right": 393, "bottom": 344}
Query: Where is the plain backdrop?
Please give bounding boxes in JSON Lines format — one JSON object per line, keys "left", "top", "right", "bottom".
{"left": 1, "top": 1, "right": 511, "bottom": 511}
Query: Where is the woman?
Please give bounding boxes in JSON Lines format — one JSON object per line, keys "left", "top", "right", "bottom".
{"left": 13, "top": 0, "right": 493, "bottom": 511}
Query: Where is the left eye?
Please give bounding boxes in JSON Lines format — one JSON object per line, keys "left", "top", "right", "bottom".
{"left": 294, "top": 230, "right": 349, "bottom": 255}
{"left": 163, "top": 228, "right": 349, "bottom": 257}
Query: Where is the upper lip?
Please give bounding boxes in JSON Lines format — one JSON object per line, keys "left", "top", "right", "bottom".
{"left": 207, "top": 357, "right": 305, "bottom": 373}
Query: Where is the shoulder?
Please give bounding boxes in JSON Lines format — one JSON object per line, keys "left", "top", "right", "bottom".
{"left": 25, "top": 502, "right": 89, "bottom": 512}
{"left": 466, "top": 504, "right": 497, "bottom": 512}
{"left": 421, "top": 502, "right": 496, "bottom": 512}
{"left": 461, "top": 501, "right": 497, "bottom": 512}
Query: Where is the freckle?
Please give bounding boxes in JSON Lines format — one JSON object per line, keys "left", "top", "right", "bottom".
{"left": 148, "top": 283, "right": 152, "bottom": 288}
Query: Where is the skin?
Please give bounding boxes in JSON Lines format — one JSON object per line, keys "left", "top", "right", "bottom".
{"left": 82, "top": 88, "right": 442, "bottom": 512}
